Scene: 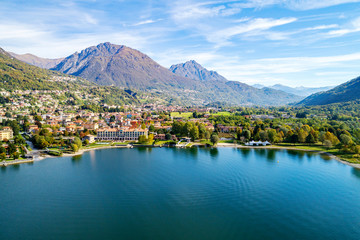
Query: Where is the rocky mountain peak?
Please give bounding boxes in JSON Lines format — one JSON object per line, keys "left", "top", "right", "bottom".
{"left": 170, "top": 60, "right": 227, "bottom": 82}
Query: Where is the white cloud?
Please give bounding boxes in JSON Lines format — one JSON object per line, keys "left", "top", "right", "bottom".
{"left": 132, "top": 19, "right": 161, "bottom": 26}
{"left": 327, "top": 17, "right": 360, "bottom": 36}
{"left": 206, "top": 17, "right": 297, "bottom": 45}
{"left": 0, "top": 21, "right": 152, "bottom": 58}
{"left": 236, "top": 0, "right": 360, "bottom": 10}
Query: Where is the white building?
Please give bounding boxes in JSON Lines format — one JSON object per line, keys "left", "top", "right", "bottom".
{"left": 245, "top": 140, "right": 271, "bottom": 146}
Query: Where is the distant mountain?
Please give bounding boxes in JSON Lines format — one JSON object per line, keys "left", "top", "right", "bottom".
{"left": 270, "top": 84, "right": 333, "bottom": 97}
{"left": 9, "top": 52, "right": 63, "bottom": 69}
{"left": 298, "top": 76, "right": 360, "bottom": 106}
{"left": 252, "top": 84, "right": 266, "bottom": 89}
{"left": 0, "top": 47, "right": 137, "bottom": 105}
{"left": 52, "top": 42, "right": 302, "bottom": 106}
{"left": 169, "top": 59, "right": 302, "bottom": 105}
{"left": 252, "top": 83, "right": 333, "bottom": 96}
{"left": 225, "top": 82, "right": 300, "bottom": 106}
{"left": 169, "top": 60, "right": 227, "bottom": 82}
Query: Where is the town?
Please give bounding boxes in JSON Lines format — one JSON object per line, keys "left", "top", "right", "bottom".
{"left": 2, "top": 88, "right": 360, "bottom": 166}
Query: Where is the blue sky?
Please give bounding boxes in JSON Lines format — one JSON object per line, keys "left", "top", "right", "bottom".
{"left": 1, "top": 0, "right": 360, "bottom": 87}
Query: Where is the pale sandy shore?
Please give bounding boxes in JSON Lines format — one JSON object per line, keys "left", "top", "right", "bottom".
{"left": 4, "top": 142, "right": 360, "bottom": 170}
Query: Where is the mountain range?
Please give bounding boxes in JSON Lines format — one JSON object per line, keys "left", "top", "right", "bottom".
{"left": 10, "top": 41, "right": 357, "bottom": 107}
{"left": 252, "top": 84, "right": 334, "bottom": 97}
{"left": 47, "top": 42, "right": 301, "bottom": 106}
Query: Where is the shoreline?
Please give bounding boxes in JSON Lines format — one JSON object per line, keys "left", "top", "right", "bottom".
{"left": 4, "top": 142, "right": 360, "bottom": 170}
{"left": 216, "top": 143, "right": 360, "bottom": 170}
{"left": 36, "top": 144, "right": 132, "bottom": 162}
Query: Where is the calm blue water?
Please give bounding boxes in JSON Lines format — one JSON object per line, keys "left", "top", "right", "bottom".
{"left": 1, "top": 147, "right": 360, "bottom": 240}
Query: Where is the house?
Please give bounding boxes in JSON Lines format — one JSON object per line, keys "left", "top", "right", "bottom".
{"left": 154, "top": 134, "right": 166, "bottom": 140}
{"left": 28, "top": 125, "right": 39, "bottom": 133}
{"left": 83, "top": 135, "right": 96, "bottom": 143}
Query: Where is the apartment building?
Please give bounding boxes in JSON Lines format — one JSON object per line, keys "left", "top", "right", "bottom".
{"left": 97, "top": 127, "right": 148, "bottom": 141}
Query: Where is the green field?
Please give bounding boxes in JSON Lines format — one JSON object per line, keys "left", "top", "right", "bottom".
{"left": 211, "top": 111, "right": 232, "bottom": 116}
{"left": 170, "top": 112, "right": 193, "bottom": 119}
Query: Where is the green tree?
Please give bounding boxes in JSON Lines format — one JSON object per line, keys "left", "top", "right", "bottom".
{"left": 243, "top": 130, "right": 251, "bottom": 140}
{"left": 149, "top": 125, "right": 156, "bottom": 132}
{"left": 0, "top": 146, "right": 6, "bottom": 154}
{"left": 71, "top": 144, "right": 79, "bottom": 152}
{"left": 8, "top": 143, "right": 17, "bottom": 155}
{"left": 190, "top": 126, "right": 199, "bottom": 141}
{"left": 298, "top": 129, "right": 308, "bottom": 143}
{"left": 340, "top": 134, "right": 353, "bottom": 146}
{"left": 12, "top": 152, "right": 20, "bottom": 160}
{"left": 165, "top": 133, "right": 172, "bottom": 140}
{"left": 266, "top": 129, "right": 276, "bottom": 142}
{"left": 0, "top": 152, "right": 6, "bottom": 161}
{"left": 148, "top": 134, "right": 154, "bottom": 143}
{"left": 138, "top": 135, "right": 147, "bottom": 143}
{"left": 324, "top": 140, "right": 332, "bottom": 149}
{"left": 73, "top": 137, "right": 82, "bottom": 149}
{"left": 199, "top": 125, "right": 206, "bottom": 139}
{"left": 210, "top": 134, "right": 219, "bottom": 146}
{"left": 205, "top": 131, "right": 211, "bottom": 140}
{"left": 306, "top": 133, "right": 316, "bottom": 144}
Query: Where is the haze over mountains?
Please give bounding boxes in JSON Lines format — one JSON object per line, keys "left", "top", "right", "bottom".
{"left": 253, "top": 84, "right": 334, "bottom": 97}
{"left": 8, "top": 52, "right": 63, "bottom": 69}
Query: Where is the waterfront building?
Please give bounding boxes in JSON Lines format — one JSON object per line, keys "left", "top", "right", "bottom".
{"left": 97, "top": 127, "right": 148, "bottom": 141}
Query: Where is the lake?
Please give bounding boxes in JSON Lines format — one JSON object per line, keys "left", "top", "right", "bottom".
{"left": 1, "top": 147, "right": 360, "bottom": 240}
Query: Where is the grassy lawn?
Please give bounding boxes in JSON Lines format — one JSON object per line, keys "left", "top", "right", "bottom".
{"left": 199, "top": 139, "right": 211, "bottom": 144}
{"left": 219, "top": 140, "right": 236, "bottom": 143}
{"left": 211, "top": 111, "right": 232, "bottom": 116}
{"left": 170, "top": 112, "right": 193, "bottom": 119}
{"left": 154, "top": 140, "right": 173, "bottom": 145}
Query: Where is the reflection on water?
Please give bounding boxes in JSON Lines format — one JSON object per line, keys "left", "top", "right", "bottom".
{"left": 10, "top": 164, "right": 20, "bottom": 171}
{"left": 209, "top": 148, "right": 219, "bottom": 159}
{"left": 72, "top": 155, "right": 83, "bottom": 164}
{"left": 267, "top": 150, "right": 276, "bottom": 161}
{"left": 257, "top": 148, "right": 266, "bottom": 157}
{"left": 286, "top": 149, "right": 306, "bottom": 161}
{"left": 188, "top": 146, "right": 198, "bottom": 157}
{"left": 238, "top": 148, "right": 251, "bottom": 159}
{"left": 352, "top": 168, "right": 360, "bottom": 179}
{"left": 320, "top": 154, "right": 332, "bottom": 161}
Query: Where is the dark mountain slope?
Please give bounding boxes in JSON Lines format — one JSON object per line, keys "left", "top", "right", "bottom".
{"left": 298, "top": 76, "right": 360, "bottom": 106}
{"left": 0, "top": 47, "right": 137, "bottom": 105}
